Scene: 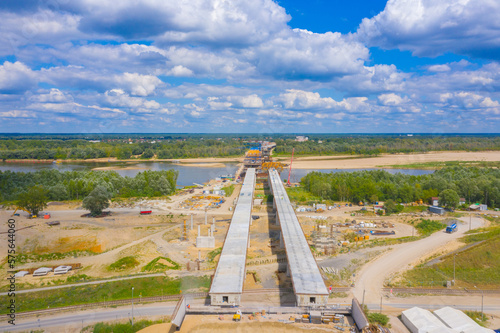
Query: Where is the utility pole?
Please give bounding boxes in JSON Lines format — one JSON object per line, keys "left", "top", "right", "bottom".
{"left": 481, "top": 290, "right": 484, "bottom": 321}
{"left": 380, "top": 296, "right": 383, "bottom": 313}
{"left": 453, "top": 254, "right": 456, "bottom": 285}
{"left": 469, "top": 213, "right": 472, "bottom": 231}
{"left": 362, "top": 289, "right": 365, "bottom": 306}
{"left": 132, "top": 287, "right": 134, "bottom": 326}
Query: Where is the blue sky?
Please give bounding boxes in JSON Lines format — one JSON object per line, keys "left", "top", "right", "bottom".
{"left": 0, "top": 0, "right": 499, "bottom": 133}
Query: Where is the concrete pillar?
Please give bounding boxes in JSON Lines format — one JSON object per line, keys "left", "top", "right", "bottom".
{"left": 212, "top": 217, "right": 215, "bottom": 229}
{"left": 205, "top": 211, "right": 207, "bottom": 225}
{"left": 280, "top": 232, "right": 284, "bottom": 248}
{"left": 198, "top": 225, "right": 200, "bottom": 237}
{"left": 286, "top": 263, "right": 290, "bottom": 277}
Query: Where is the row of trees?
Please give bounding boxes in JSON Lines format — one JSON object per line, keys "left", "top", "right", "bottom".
{"left": 274, "top": 136, "right": 500, "bottom": 156}
{"left": 0, "top": 138, "right": 247, "bottom": 160}
{"left": 300, "top": 166, "right": 500, "bottom": 209}
{"left": 0, "top": 169, "right": 178, "bottom": 202}
{"left": 2, "top": 135, "right": 500, "bottom": 160}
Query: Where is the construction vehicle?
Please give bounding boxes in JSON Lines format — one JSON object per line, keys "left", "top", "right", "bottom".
{"left": 11, "top": 207, "right": 35, "bottom": 218}
{"left": 233, "top": 310, "right": 242, "bottom": 322}
{"left": 446, "top": 223, "right": 457, "bottom": 233}
{"left": 140, "top": 210, "right": 152, "bottom": 215}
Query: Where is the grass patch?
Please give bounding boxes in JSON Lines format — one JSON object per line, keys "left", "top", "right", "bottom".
{"left": 464, "top": 310, "right": 489, "bottom": 328}
{"left": 108, "top": 256, "right": 140, "bottom": 271}
{"left": 401, "top": 205, "right": 427, "bottom": 213}
{"left": 85, "top": 319, "right": 168, "bottom": 333}
{"left": 364, "top": 236, "right": 420, "bottom": 248}
{"left": 207, "top": 247, "right": 222, "bottom": 263}
{"left": 16, "top": 250, "right": 97, "bottom": 264}
{"left": 463, "top": 226, "right": 500, "bottom": 243}
{"left": 286, "top": 186, "right": 322, "bottom": 204}
{"left": 221, "top": 184, "right": 235, "bottom": 197}
{"left": 399, "top": 233, "right": 500, "bottom": 288}
{"left": 367, "top": 312, "right": 390, "bottom": 326}
{"left": 142, "top": 256, "right": 180, "bottom": 272}
{"left": 66, "top": 274, "right": 92, "bottom": 283}
{"left": 415, "top": 219, "right": 446, "bottom": 236}
{"left": 0, "top": 275, "right": 210, "bottom": 314}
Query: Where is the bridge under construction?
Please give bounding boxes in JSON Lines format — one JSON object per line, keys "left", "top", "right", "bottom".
{"left": 209, "top": 168, "right": 256, "bottom": 305}
{"left": 268, "top": 168, "right": 329, "bottom": 306}
{"left": 209, "top": 166, "right": 328, "bottom": 307}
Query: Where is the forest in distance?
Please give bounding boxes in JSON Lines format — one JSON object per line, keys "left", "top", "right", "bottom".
{"left": 300, "top": 166, "right": 500, "bottom": 209}
{"left": 1, "top": 134, "right": 500, "bottom": 160}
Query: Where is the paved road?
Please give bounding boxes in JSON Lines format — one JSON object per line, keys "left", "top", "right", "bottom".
{"left": 1, "top": 303, "right": 176, "bottom": 333}
{"left": 0, "top": 273, "right": 164, "bottom": 296}
{"left": 353, "top": 216, "right": 486, "bottom": 304}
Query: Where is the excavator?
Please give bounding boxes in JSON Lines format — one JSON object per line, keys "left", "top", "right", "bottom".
{"left": 11, "top": 207, "right": 36, "bottom": 218}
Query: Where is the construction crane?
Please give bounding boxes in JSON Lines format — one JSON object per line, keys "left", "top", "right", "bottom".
{"left": 286, "top": 148, "right": 294, "bottom": 186}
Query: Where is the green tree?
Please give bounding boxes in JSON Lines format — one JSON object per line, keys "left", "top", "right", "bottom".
{"left": 439, "top": 189, "right": 460, "bottom": 208}
{"left": 82, "top": 185, "right": 111, "bottom": 216}
{"left": 384, "top": 199, "right": 403, "bottom": 214}
{"left": 16, "top": 185, "right": 49, "bottom": 216}
{"left": 141, "top": 148, "right": 155, "bottom": 159}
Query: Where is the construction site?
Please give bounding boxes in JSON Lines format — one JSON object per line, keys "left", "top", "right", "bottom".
{"left": 1, "top": 142, "right": 499, "bottom": 333}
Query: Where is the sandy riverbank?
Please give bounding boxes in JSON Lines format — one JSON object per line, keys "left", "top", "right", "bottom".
{"left": 281, "top": 151, "right": 500, "bottom": 169}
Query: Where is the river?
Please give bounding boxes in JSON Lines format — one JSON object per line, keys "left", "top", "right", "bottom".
{"left": 0, "top": 162, "right": 434, "bottom": 187}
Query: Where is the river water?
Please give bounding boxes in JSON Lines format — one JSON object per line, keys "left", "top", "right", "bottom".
{"left": 0, "top": 162, "right": 433, "bottom": 187}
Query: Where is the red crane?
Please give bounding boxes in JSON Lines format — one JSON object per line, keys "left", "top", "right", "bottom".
{"left": 286, "top": 148, "right": 294, "bottom": 186}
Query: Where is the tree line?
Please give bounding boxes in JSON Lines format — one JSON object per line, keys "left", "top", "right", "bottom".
{"left": 0, "top": 169, "right": 178, "bottom": 202}
{"left": 274, "top": 135, "right": 500, "bottom": 156}
{"left": 0, "top": 138, "right": 247, "bottom": 160}
{"left": 2, "top": 134, "right": 500, "bottom": 160}
{"left": 300, "top": 166, "right": 500, "bottom": 209}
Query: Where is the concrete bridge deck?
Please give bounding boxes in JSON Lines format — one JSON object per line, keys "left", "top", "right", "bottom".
{"left": 209, "top": 168, "right": 256, "bottom": 305}
{"left": 268, "top": 169, "right": 329, "bottom": 306}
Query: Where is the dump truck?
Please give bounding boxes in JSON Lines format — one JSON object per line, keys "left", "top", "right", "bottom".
{"left": 446, "top": 223, "right": 457, "bottom": 233}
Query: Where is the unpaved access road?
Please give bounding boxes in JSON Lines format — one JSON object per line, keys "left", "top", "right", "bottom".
{"left": 353, "top": 216, "right": 486, "bottom": 304}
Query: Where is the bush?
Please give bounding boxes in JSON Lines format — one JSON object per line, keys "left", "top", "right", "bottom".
{"left": 415, "top": 219, "right": 446, "bottom": 236}
{"left": 108, "top": 256, "right": 140, "bottom": 271}
{"left": 142, "top": 257, "right": 180, "bottom": 272}
{"left": 367, "top": 312, "right": 389, "bottom": 326}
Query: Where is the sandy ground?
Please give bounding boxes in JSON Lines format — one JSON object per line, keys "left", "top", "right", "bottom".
{"left": 179, "top": 314, "right": 351, "bottom": 333}
{"left": 282, "top": 151, "right": 500, "bottom": 169}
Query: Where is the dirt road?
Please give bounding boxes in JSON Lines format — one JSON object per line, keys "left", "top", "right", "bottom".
{"left": 353, "top": 216, "right": 486, "bottom": 304}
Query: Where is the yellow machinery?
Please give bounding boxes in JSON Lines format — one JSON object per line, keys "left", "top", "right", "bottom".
{"left": 233, "top": 310, "right": 242, "bottom": 321}
{"left": 261, "top": 161, "right": 285, "bottom": 173}
{"left": 11, "top": 207, "right": 33, "bottom": 217}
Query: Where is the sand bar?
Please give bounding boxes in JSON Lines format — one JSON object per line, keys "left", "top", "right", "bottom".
{"left": 283, "top": 151, "right": 500, "bottom": 169}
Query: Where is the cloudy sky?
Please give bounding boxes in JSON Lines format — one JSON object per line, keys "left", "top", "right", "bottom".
{"left": 0, "top": 0, "right": 499, "bottom": 133}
